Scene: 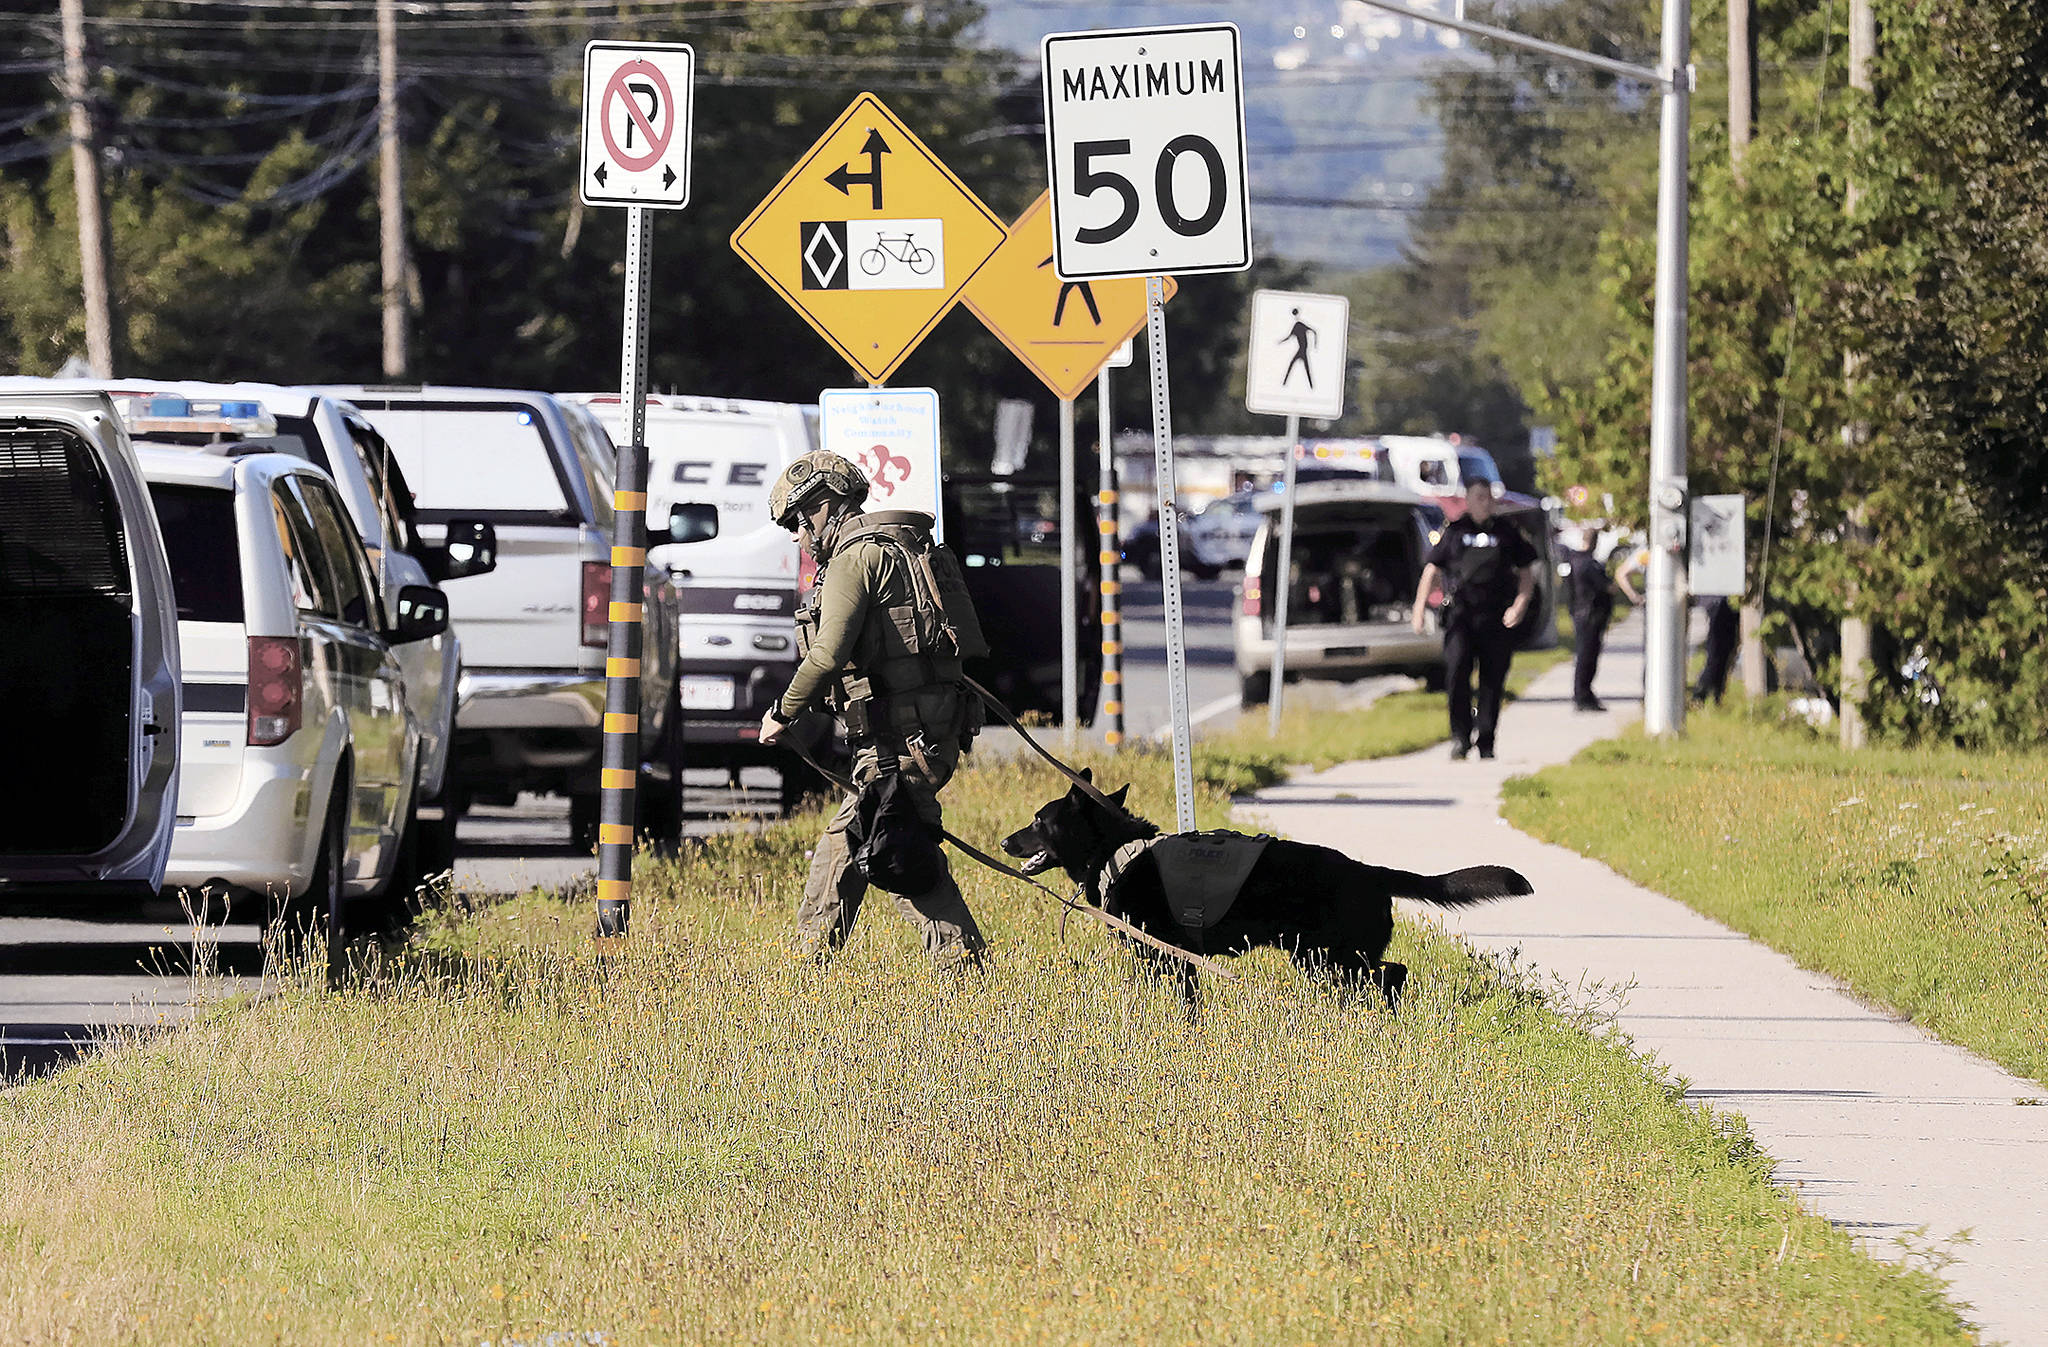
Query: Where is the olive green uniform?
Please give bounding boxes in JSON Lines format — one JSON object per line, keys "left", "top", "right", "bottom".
{"left": 780, "top": 514, "right": 986, "bottom": 967}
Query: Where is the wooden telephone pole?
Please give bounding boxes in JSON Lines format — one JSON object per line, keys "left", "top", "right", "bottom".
{"left": 378, "top": 0, "right": 407, "bottom": 378}
{"left": 59, "top": 0, "right": 114, "bottom": 377}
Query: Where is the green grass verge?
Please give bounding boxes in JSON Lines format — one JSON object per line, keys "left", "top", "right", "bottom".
{"left": 1501, "top": 708, "right": 2048, "bottom": 1085}
{"left": 1196, "top": 644, "right": 1572, "bottom": 784}
{"left": 0, "top": 745, "right": 1970, "bottom": 1344}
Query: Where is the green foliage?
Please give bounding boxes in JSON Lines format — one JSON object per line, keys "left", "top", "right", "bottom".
{"left": 0, "top": 1, "right": 1263, "bottom": 449}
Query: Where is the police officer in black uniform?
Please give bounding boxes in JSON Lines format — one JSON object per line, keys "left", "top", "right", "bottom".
{"left": 1410, "top": 478, "right": 1541, "bottom": 759}
{"left": 1559, "top": 524, "right": 1615, "bottom": 712}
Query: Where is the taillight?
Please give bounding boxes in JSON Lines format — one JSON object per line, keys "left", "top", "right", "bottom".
{"left": 1242, "top": 575, "right": 1261, "bottom": 617}
{"left": 581, "top": 561, "right": 611, "bottom": 648}
{"left": 247, "top": 636, "right": 302, "bottom": 746}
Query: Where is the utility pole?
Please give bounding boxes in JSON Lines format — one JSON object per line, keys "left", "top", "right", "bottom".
{"left": 377, "top": 0, "right": 407, "bottom": 379}
{"left": 1730, "top": 0, "right": 1771, "bottom": 700}
{"left": 1348, "top": 0, "right": 1691, "bottom": 734}
{"left": 1838, "top": 0, "right": 1875, "bottom": 749}
{"left": 59, "top": 0, "right": 114, "bottom": 378}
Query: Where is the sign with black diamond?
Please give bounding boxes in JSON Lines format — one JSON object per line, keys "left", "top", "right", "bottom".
{"left": 730, "top": 93, "right": 1005, "bottom": 384}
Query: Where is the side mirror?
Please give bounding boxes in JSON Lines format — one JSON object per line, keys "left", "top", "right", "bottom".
{"left": 390, "top": 584, "right": 451, "bottom": 643}
{"left": 430, "top": 518, "right": 497, "bottom": 580}
{"left": 666, "top": 502, "right": 719, "bottom": 545}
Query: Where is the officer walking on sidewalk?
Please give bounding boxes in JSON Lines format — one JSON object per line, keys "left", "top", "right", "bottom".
{"left": 1410, "top": 478, "right": 1540, "bottom": 760}
{"left": 757, "top": 451, "right": 989, "bottom": 971}
{"left": 1559, "top": 523, "right": 1615, "bottom": 712}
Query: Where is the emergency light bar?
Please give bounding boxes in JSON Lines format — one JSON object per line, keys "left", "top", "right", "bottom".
{"left": 114, "top": 393, "right": 276, "bottom": 440}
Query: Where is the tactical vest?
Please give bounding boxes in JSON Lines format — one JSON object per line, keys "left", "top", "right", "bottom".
{"left": 1103, "top": 830, "right": 1273, "bottom": 952}
{"left": 794, "top": 511, "right": 989, "bottom": 733}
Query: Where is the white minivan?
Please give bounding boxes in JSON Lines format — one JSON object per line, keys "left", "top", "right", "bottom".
{"left": 0, "top": 391, "right": 181, "bottom": 901}
{"left": 139, "top": 443, "right": 448, "bottom": 928}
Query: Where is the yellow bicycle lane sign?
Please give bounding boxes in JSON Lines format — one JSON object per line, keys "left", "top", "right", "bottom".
{"left": 730, "top": 92, "right": 1007, "bottom": 385}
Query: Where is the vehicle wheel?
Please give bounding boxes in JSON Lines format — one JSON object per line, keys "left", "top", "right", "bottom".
{"left": 1239, "top": 670, "right": 1272, "bottom": 709}
{"left": 1422, "top": 664, "right": 1447, "bottom": 693}
{"left": 378, "top": 765, "right": 445, "bottom": 928}
{"left": 569, "top": 791, "right": 599, "bottom": 852}
{"left": 779, "top": 756, "right": 828, "bottom": 814}
{"left": 1192, "top": 562, "right": 1223, "bottom": 582}
{"left": 1139, "top": 550, "right": 1162, "bottom": 582}
{"left": 640, "top": 678, "right": 686, "bottom": 852}
{"left": 279, "top": 760, "right": 350, "bottom": 985}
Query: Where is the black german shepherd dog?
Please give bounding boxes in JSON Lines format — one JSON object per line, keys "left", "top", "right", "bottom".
{"left": 1000, "top": 773, "right": 1533, "bottom": 1009}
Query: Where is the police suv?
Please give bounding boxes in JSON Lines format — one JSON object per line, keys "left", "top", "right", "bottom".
{"left": 127, "top": 399, "right": 450, "bottom": 929}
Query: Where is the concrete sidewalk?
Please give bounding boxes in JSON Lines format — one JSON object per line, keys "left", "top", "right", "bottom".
{"left": 1241, "top": 617, "right": 2048, "bottom": 1345}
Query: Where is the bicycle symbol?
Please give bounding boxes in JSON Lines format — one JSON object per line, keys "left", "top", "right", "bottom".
{"left": 859, "top": 233, "right": 935, "bottom": 276}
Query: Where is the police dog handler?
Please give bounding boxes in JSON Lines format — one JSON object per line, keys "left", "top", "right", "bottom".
{"left": 1410, "top": 478, "right": 1540, "bottom": 760}
{"left": 757, "top": 451, "right": 988, "bottom": 971}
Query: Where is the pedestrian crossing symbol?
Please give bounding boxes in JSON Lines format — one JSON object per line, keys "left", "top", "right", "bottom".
{"left": 731, "top": 93, "right": 1005, "bottom": 384}
{"left": 963, "top": 191, "right": 1174, "bottom": 401}
{"left": 1244, "top": 288, "right": 1350, "bottom": 421}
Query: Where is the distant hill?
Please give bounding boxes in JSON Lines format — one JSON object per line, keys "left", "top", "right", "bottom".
{"left": 975, "top": 0, "right": 1480, "bottom": 270}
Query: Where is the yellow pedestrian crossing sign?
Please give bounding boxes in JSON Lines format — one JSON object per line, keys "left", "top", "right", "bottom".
{"left": 730, "top": 93, "right": 1007, "bottom": 385}
{"left": 963, "top": 191, "right": 1175, "bottom": 401}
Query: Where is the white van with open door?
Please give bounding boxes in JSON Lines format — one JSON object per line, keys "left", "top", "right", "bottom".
{"left": 0, "top": 391, "right": 181, "bottom": 900}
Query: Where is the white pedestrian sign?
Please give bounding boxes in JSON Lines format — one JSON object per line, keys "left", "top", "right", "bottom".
{"left": 1246, "top": 289, "right": 1349, "bottom": 422}
{"left": 580, "top": 41, "right": 695, "bottom": 209}
{"left": 1040, "top": 23, "right": 1252, "bottom": 280}
{"left": 818, "top": 388, "right": 945, "bottom": 540}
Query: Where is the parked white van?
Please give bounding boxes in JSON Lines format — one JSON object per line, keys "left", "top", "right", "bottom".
{"left": 138, "top": 441, "right": 447, "bottom": 930}
{"left": 0, "top": 391, "right": 181, "bottom": 900}
{"left": 332, "top": 387, "right": 681, "bottom": 848}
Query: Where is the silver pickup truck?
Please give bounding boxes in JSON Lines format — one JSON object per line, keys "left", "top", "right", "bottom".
{"left": 330, "top": 387, "right": 682, "bottom": 848}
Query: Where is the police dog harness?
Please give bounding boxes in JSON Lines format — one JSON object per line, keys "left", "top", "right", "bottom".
{"left": 1102, "top": 829, "right": 1273, "bottom": 951}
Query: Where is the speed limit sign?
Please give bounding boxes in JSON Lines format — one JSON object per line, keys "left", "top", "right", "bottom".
{"left": 1040, "top": 23, "right": 1251, "bottom": 280}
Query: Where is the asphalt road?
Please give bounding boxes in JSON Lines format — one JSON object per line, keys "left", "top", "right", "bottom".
{"left": 0, "top": 573, "right": 1340, "bottom": 1076}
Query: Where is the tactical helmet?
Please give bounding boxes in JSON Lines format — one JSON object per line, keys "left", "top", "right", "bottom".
{"left": 770, "top": 450, "right": 870, "bottom": 530}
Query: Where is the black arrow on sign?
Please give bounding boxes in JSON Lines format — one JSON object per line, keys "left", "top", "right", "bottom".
{"left": 593, "top": 162, "right": 608, "bottom": 187}
{"left": 662, "top": 164, "right": 676, "bottom": 191}
{"left": 824, "top": 128, "right": 891, "bottom": 211}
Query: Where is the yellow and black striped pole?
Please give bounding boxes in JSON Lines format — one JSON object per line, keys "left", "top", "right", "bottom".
{"left": 1096, "top": 362, "right": 1123, "bottom": 749}
{"left": 597, "top": 205, "right": 652, "bottom": 939}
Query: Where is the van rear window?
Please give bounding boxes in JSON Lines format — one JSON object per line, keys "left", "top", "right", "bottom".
{"left": 0, "top": 426, "right": 129, "bottom": 599}
{"left": 351, "top": 402, "right": 575, "bottom": 524}
{"left": 148, "top": 484, "right": 244, "bottom": 623}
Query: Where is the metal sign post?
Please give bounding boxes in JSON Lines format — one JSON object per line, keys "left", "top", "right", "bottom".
{"left": 1097, "top": 362, "right": 1123, "bottom": 748}
{"left": 1042, "top": 22, "right": 1251, "bottom": 830}
{"left": 1058, "top": 395, "right": 1079, "bottom": 746}
{"left": 1243, "top": 288, "right": 1348, "bottom": 735}
{"left": 580, "top": 39, "right": 694, "bottom": 940}
{"left": 1146, "top": 276, "right": 1196, "bottom": 832}
{"left": 596, "top": 205, "right": 651, "bottom": 939}
{"left": 1268, "top": 415, "right": 1301, "bottom": 734}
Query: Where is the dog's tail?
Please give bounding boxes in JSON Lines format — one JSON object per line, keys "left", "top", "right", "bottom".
{"left": 1384, "top": 864, "right": 1532, "bottom": 907}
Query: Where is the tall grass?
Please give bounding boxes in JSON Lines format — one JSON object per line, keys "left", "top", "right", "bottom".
{"left": 0, "top": 745, "right": 1971, "bottom": 1345}
{"left": 1502, "top": 710, "right": 2048, "bottom": 1084}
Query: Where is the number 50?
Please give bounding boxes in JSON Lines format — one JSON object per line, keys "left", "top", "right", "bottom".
{"left": 1071, "top": 136, "right": 1228, "bottom": 244}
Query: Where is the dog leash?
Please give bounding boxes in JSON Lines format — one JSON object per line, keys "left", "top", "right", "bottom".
{"left": 781, "top": 734, "right": 1236, "bottom": 981}
{"left": 962, "top": 675, "right": 1129, "bottom": 814}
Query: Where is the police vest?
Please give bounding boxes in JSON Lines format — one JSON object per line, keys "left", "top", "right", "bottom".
{"left": 1445, "top": 525, "right": 1521, "bottom": 611}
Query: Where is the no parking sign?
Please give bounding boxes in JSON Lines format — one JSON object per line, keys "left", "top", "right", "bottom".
{"left": 580, "top": 41, "right": 695, "bottom": 209}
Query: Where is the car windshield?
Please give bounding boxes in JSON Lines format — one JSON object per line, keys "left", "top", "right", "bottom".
{"left": 352, "top": 402, "right": 573, "bottom": 524}
{"left": 148, "top": 483, "right": 243, "bottom": 623}
{"left": 1457, "top": 450, "right": 1501, "bottom": 485}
